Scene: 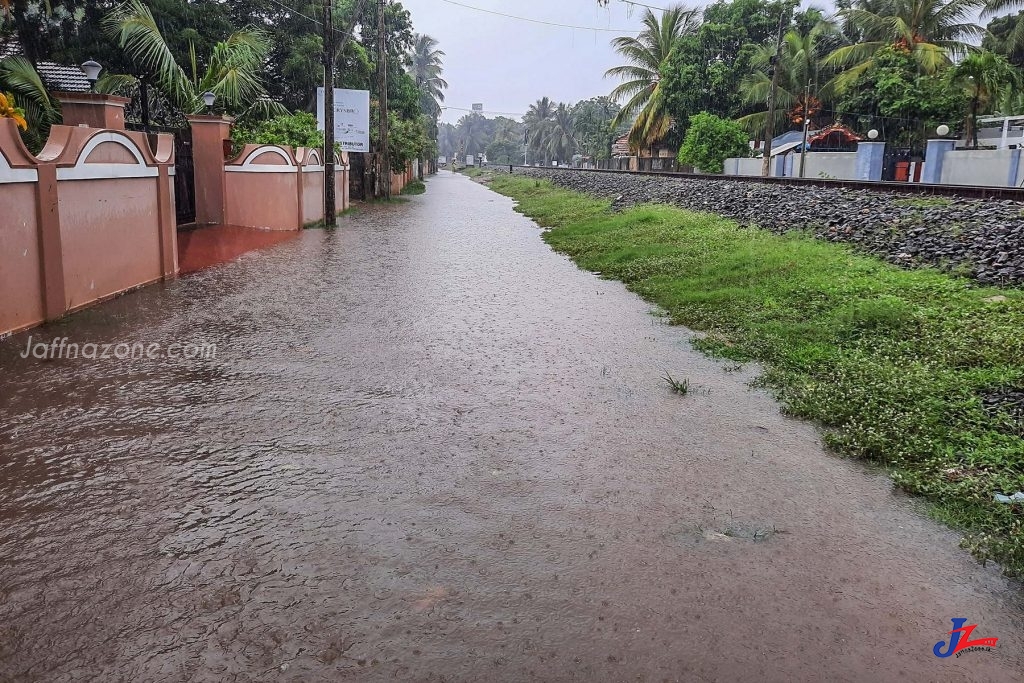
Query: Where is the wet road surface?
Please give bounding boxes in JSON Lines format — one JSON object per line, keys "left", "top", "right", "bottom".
{"left": 1, "top": 171, "right": 1022, "bottom": 681}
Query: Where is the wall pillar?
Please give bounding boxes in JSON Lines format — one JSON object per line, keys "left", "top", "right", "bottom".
{"left": 34, "top": 163, "right": 65, "bottom": 320}
{"left": 53, "top": 93, "right": 130, "bottom": 130}
{"left": 855, "top": 141, "right": 886, "bottom": 181}
{"left": 187, "top": 115, "right": 233, "bottom": 226}
{"left": 921, "top": 139, "right": 955, "bottom": 184}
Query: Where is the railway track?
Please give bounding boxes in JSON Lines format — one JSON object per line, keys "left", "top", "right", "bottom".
{"left": 508, "top": 164, "right": 1024, "bottom": 202}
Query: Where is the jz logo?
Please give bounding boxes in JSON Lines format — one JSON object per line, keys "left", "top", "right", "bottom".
{"left": 933, "top": 618, "right": 999, "bottom": 658}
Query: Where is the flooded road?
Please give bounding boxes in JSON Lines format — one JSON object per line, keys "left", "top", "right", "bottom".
{"left": 1, "top": 170, "right": 1022, "bottom": 681}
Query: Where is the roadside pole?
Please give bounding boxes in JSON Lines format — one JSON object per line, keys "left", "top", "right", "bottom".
{"left": 324, "top": 0, "right": 337, "bottom": 226}
{"left": 760, "top": 9, "right": 787, "bottom": 177}
{"left": 798, "top": 82, "right": 810, "bottom": 179}
{"left": 378, "top": 0, "right": 391, "bottom": 199}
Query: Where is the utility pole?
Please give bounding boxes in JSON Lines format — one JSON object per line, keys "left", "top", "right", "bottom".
{"left": 798, "top": 81, "right": 810, "bottom": 178}
{"left": 378, "top": 0, "right": 391, "bottom": 199}
{"left": 760, "top": 8, "right": 788, "bottom": 177}
{"left": 324, "top": 0, "right": 337, "bottom": 226}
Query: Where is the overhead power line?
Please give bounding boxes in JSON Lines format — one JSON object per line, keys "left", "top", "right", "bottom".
{"left": 443, "top": 105, "right": 526, "bottom": 117}
{"left": 438, "top": 0, "right": 641, "bottom": 33}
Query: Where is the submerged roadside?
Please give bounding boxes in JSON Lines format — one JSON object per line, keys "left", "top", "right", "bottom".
{"left": 480, "top": 172, "right": 1024, "bottom": 576}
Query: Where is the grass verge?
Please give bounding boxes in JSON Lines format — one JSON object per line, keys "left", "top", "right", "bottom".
{"left": 401, "top": 179, "right": 426, "bottom": 195}
{"left": 487, "top": 174, "right": 1024, "bottom": 575}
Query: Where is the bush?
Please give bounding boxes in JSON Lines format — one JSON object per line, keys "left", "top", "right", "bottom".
{"left": 231, "top": 111, "right": 324, "bottom": 149}
{"left": 677, "top": 112, "right": 749, "bottom": 174}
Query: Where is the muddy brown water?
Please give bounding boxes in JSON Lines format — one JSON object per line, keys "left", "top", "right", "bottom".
{"left": 1, "top": 171, "right": 1021, "bottom": 681}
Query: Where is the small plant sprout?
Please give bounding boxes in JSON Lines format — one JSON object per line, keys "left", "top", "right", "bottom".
{"left": 663, "top": 372, "right": 689, "bottom": 395}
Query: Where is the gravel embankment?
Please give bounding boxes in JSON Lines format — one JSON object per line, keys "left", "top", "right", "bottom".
{"left": 512, "top": 168, "right": 1024, "bottom": 287}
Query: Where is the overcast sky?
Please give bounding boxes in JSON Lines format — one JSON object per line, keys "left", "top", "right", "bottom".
{"left": 398, "top": 0, "right": 831, "bottom": 124}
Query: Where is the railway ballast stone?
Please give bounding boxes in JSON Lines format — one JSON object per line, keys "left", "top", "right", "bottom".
{"left": 512, "top": 168, "right": 1024, "bottom": 287}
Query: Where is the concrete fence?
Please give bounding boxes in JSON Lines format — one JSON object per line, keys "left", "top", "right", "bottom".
{"left": 0, "top": 115, "right": 176, "bottom": 337}
{"left": 937, "top": 148, "right": 1024, "bottom": 187}
{"left": 190, "top": 115, "right": 350, "bottom": 230}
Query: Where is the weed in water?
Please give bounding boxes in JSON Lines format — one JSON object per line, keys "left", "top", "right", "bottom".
{"left": 663, "top": 372, "right": 690, "bottom": 395}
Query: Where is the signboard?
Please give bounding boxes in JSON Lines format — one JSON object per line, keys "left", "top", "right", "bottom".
{"left": 316, "top": 88, "right": 370, "bottom": 152}
{"left": 471, "top": 103, "right": 483, "bottom": 112}
{"left": 466, "top": 154, "right": 475, "bottom": 166}
{"left": 438, "top": 156, "right": 447, "bottom": 165}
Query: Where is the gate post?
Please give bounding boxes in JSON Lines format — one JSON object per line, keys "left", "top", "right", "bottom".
{"left": 855, "top": 141, "right": 886, "bottom": 181}
{"left": 187, "top": 115, "right": 233, "bottom": 226}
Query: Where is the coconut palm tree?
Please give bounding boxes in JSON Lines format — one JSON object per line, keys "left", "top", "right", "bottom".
{"left": 104, "top": 0, "right": 285, "bottom": 118}
{"left": 605, "top": 4, "right": 701, "bottom": 152}
{"left": 408, "top": 33, "right": 447, "bottom": 120}
{"left": 547, "top": 102, "right": 577, "bottom": 163}
{"left": 825, "top": 0, "right": 986, "bottom": 92}
{"left": 949, "top": 49, "right": 1021, "bottom": 146}
{"left": 738, "top": 21, "right": 838, "bottom": 138}
{"left": 524, "top": 96, "right": 556, "bottom": 164}
{"left": 456, "top": 112, "right": 487, "bottom": 155}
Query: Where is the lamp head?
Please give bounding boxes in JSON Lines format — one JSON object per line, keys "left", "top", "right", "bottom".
{"left": 81, "top": 60, "right": 101, "bottom": 90}
{"left": 202, "top": 91, "right": 216, "bottom": 110}
{"left": 867, "top": 129, "right": 879, "bottom": 140}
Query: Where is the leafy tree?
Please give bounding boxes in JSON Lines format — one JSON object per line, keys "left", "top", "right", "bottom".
{"left": 825, "top": 0, "right": 985, "bottom": 93}
{"left": 677, "top": 111, "right": 749, "bottom": 172}
{"left": 833, "top": 46, "right": 967, "bottom": 149}
{"left": 606, "top": 4, "right": 701, "bottom": 152}
{"left": 572, "top": 96, "right": 623, "bottom": 159}
{"left": 660, "top": 0, "right": 800, "bottom": 134}
{"left": 949, "top": 49, "right": 1021, "bottom": 146}
{"left": 485, "top": 139, "right": 519, "bottom": 164}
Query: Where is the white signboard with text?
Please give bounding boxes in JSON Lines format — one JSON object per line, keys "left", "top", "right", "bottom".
{"left": 316, "top": 88, "right": 371, "bottom": 152}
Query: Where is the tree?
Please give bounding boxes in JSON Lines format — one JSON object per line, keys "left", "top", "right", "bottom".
{"left": 949, "top": 49, "right": 1021, "bottom": 147}
{"left": 524, "top": 96, "right": 556, "bottom": 164}
{"left": 606, "top": 4, "right": 701, "bottom": 151}
{"left": 547, "top": 102, "right": 577, "bottom": 163}
{"left": 677, "top": 112, "right": 749, "bottom": 173}
{"left": 455, "top": 111, "right": 487, "bottom": 155}
{"left": 573, "top": 96, "right": 623, "bottom": 159}
{"left": 833, "top": 46, "right": 967, "bottom": 149}
{"left": 105, "top": 0, "right": 285, "bottom": 118}
{"left": 485, "top": 139, "right": 519, "bottom": 164}
{"left": 737, "top": 19, "right": 837, "bottom": 138}
{"left": 408, "top": 33, "right": 446, "bottom": 119}
{"left": 825, "top": 0, "right": 985, "bottom": 93}
{"left": 660, "top": 0, "right": 803, "bottom": 140}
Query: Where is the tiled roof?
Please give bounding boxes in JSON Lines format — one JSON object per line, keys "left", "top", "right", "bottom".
{"left": 0, "top": 42, "right": 90, "bottom": 92}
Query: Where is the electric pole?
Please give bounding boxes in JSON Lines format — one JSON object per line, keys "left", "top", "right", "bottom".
{"left": 378, "top": 0, "right": 391, "bottom": 199}
{"left": 760, "top": 8, "right": 788, "bottom": 177}
{"left": 798, "top": 81, "right": 810, "bottom": 178}
{"left": 324, "top": 0, "right": 337, "bottom": 226}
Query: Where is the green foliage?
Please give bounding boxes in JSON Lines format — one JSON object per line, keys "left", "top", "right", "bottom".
{"left": 400, "top": 178, "right": 426, "bottom": 195}
{"left": 231, "top": 111, "right": 324, "bottom": 149}
{"left": 387, "top": 110, "right": 429, "bottom": 173}
{"left": 485, "top": 139, "right": 520, "bottom": 164}
{"left": 678, "top": 112, "right": 749, "bottom": 173}
{"left": 834, "top": 46, "right": 967, "bottom": 150}
{"left": 486, "top": 174, "right": 1024, "bottom": 576}
{"left": 573, "top": 96, "right": 625, "bottom": 160}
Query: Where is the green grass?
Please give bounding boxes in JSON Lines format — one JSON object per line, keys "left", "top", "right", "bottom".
{"left": 487, "top": 174, "right": 1024, "bottom": 575}
{"left": 460, "top": 167, "right": 485, "bottom": 178}
{"left": 401, "top": 179, "right": 426, "bottom": 195}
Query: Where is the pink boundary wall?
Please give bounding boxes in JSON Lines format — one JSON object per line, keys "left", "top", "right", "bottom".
{"left": 0, "top": 117, "right": 176, "bottom": 337}
{"left": 189, "top": 115, "right": 350, "bottom": 231}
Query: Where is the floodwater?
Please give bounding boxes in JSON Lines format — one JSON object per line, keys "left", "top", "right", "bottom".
{"left": 1, "top": 171, "right": 1021, "bottom": 681}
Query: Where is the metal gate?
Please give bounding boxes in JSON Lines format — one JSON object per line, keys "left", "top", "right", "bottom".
{"left": 172, "top": 132, "right": 196, "bottom": 225}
